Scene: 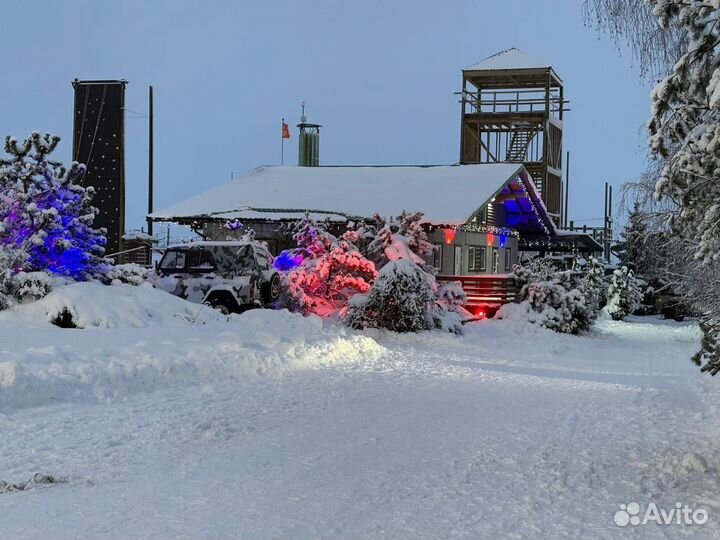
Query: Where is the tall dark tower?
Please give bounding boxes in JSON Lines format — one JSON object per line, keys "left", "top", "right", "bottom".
{"left": 459, "top": 49, "right": 566, "bottom": 226}
{"left": 72, "top": 79, "right": 127, "bottom": 256}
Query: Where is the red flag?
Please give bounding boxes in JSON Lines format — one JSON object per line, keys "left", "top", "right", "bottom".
{"left": 282, "top": 121, "right": 290, "bottom": 139}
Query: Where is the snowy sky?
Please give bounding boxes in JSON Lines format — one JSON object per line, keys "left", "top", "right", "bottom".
{"left": 2, "top": 0, "right": 652, "bottom": 234}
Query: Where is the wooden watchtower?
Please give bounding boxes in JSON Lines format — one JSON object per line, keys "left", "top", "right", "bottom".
{"left": 459, "top": 48, "right": 566, "bottom": 226}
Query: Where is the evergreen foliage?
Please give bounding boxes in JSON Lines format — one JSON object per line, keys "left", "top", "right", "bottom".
{"left": 604, "top": 266, "right": 643, "bottom": 321}
{"left": 500, "top": 258, "right": 594, "bottom": 334}
{"left": 0, "top": 132, "right": 107, "bottom": 281}
{"left": 345, "top": 259, "right": 436, "bottom": 332}
{"left": 282, "top": 216, "right": 377, "bottom": 317}
{"left": 348, "top": 211, "right": 465, "bottom": 333}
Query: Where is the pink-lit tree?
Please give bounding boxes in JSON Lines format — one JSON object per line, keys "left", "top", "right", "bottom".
{"left": 282, "top": 217, "right": 377, "bottom": 317}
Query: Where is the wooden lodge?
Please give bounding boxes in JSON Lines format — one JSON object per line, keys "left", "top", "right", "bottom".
{"left": 149, "top": 48, "right": 602, "bottom": 314}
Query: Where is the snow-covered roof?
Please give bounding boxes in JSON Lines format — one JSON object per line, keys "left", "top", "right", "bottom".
{"left": 150, "top": 164, "right": 528, "bottom": 226}
{"left": 122, "top": 231, "right": 155, "bottom": 242}
{"left": 465, "top": 48, "right": 550, "bottom": 72}
{"left": 166, "top": 241, "right": 256, "bottom": 249}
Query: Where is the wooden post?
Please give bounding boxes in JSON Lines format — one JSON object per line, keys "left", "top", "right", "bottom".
{"left": 459, "top": 77, "right": 467, "bottom": 163}
{"left": 608, "top": 184, "right": 613, "bottom": 253}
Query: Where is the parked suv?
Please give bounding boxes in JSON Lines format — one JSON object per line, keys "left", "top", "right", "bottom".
{"left": 154, "top": 241, "right": 281, "bottom": 314}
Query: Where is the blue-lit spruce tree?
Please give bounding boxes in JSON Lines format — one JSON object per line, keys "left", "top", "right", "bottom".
{"left": 0, "top": 133, "right": 107, "bottom": 297}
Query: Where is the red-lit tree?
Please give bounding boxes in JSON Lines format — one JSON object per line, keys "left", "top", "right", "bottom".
{"left": 282, "top": 217, "right": 377, "bottom": 317}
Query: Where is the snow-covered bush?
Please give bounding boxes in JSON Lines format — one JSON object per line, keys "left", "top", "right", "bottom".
{"left": 604, "top": 265, "right": 643, "bottom": 321}
{"left": 346, "top": 259, "right": 435, "bottom": 332}
{"left": 10, "top": 271, "right": 53, "bottom": 303}
{"left": 432, "top": 280, "right": 467, "bottom": 333}
{"left": 105, "top": 263, "right": 150, "bottom": 286}
{"left": 512, "top": 257, "right": 559, "bottom": 299}
{"left": 500, "top": 260, "right": 593, "bottom": 334}
{"left": 0, "top": 245, "right": 27, "bottom": 310}
{"left": 436, "top": 280, "right": 467, "bottom": 308}
{"left": 0, "top": 132, "right": 107, "bottom": 280}
{"left": 282, "top": 217, "right": 377, "bottom": 317}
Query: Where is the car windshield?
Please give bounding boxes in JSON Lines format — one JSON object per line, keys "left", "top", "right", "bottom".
{"left": 159, "top": 250, "right": 187, "bottom": 271}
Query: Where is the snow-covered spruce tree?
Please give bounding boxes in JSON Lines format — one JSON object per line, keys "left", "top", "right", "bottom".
{"left": 644, "top": 1, "right": 720, "bottom": 370}
{"left": 692, "top": 318, "right": 720, "bottom": 375}
{"left": 524, "top": 272, "right": 593, "bottom": 334}
{"left": 0, "top": 133, "right": 107, "bottom": 281}
{"left": 511, "top": 257, "right": 560, "bottom": 302}
{"left": 366, "top": 211, "right": 434, "bottom": 271}
{"left": 282, "top": 216, "right": 377, "bottom": 317}
{"left": 616, "top": 202, "right": 648, "bottom": 269}
{"left": 349, "top": 211, "right": 464, "bottom": 333}
{"left": 500, "top": 259, "right": 593, "bottom": 334}
{"left": 604, "top": 266, "right": 643, "bottom": 321}
{"left": 578, "top": 256, "right": 607, "bottom": 315}
{"left": 346, "top": 259, "right": 436, "bottom": 332}
{"left": 647, "top": 1, "right": 720, "bottom": 266}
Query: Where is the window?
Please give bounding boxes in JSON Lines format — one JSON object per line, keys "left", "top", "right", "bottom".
{"left": 504, "top": 248, "right": 512, "bottom": 272}
{"left": 433, "top": 243, "right": 443, "bottom": 271}
{"left": 468, "top": 246, "right": 487, "bottom": 272}
{"left": 491, "top": 247, "right": 499, "bottom": 274}
{"left": 159, "top": 250, "right": 186, "bottom": 272}
{"left": 188, "top": 249, "right": 215, "bottom": 272}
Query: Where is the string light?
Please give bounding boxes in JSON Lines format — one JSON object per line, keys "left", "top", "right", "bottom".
{"left": 427, "top": 223, "right": 520, "bottom": 238}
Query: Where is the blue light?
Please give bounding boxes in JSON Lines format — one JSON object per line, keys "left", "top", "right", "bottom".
{"left": 274, "top": 251, "right": 303, "bottom": 271}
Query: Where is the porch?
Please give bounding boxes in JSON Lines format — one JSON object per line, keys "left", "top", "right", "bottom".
{"left": 436, "top": 274, "right": 516, "bottom": 317}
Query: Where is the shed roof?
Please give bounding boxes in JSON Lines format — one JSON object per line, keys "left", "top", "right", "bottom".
{"left": 150, "top": 164, "right": 536, "bottom": 226}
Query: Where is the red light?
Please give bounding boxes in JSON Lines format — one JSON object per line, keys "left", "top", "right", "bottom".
{"left": 486, "top": 233, "right": 495, "bottom": 246}
{"left": 471, "top": 307, "right": 486, "bottom": 318}
{"left": 444, "top": 228, "right": 456, "bottom": 244}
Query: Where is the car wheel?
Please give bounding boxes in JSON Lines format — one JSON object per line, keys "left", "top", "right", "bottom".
{"left": 204, "top": 297, "right": 234, "bottom": 315}
{"left": 261, "top": 273, "right": 282, "bottom": 305}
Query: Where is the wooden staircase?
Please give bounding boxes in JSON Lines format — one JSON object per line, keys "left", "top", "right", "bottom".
{"left": 505, "top": 129, "right": 536, "bottom": 162}
{"left": 436, "top": 274, "right": 516, "bottom": 316}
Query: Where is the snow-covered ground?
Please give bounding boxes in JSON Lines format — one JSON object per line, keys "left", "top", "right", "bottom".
{"left": 1, "top": 284, "right": 719, "bottom": 539}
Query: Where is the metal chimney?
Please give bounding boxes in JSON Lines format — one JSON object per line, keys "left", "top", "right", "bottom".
{"left": 297, "top": 101, "right": 321, "bottom": 167}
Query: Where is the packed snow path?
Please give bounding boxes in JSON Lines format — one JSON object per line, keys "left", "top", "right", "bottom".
{"left": 0, "top": 301, "right": 718, "bottom": 538}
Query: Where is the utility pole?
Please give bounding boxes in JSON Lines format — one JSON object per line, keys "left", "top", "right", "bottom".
{"left": 281, "top": 118, "right": 285, "bottom": 165}
{"left": 147, "top": 85, "right": 154, "bottom": 237}
{"left": 564, "top": 151, "right": 570, "bottom": 229}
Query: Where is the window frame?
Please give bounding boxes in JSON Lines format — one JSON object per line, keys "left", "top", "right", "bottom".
{"left": 159, "top": 249, "right": 187, "bottom": 273}
{"left": 454, "top": 246, "right": 463, "bottom": 275}
{"left": 468, "top": 245, "right": 487, "bottom": 272}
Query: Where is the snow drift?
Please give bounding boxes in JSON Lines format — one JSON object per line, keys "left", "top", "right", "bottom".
{"left": 0, "top": 284, "right": 386, "bottom": 409}
{"left": 0, "top": 282, "right": 224, "bottom": 328}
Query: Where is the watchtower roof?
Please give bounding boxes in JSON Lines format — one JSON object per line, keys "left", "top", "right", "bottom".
{"left": 465, "top": 48, "right": 550, "bottom": 72}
